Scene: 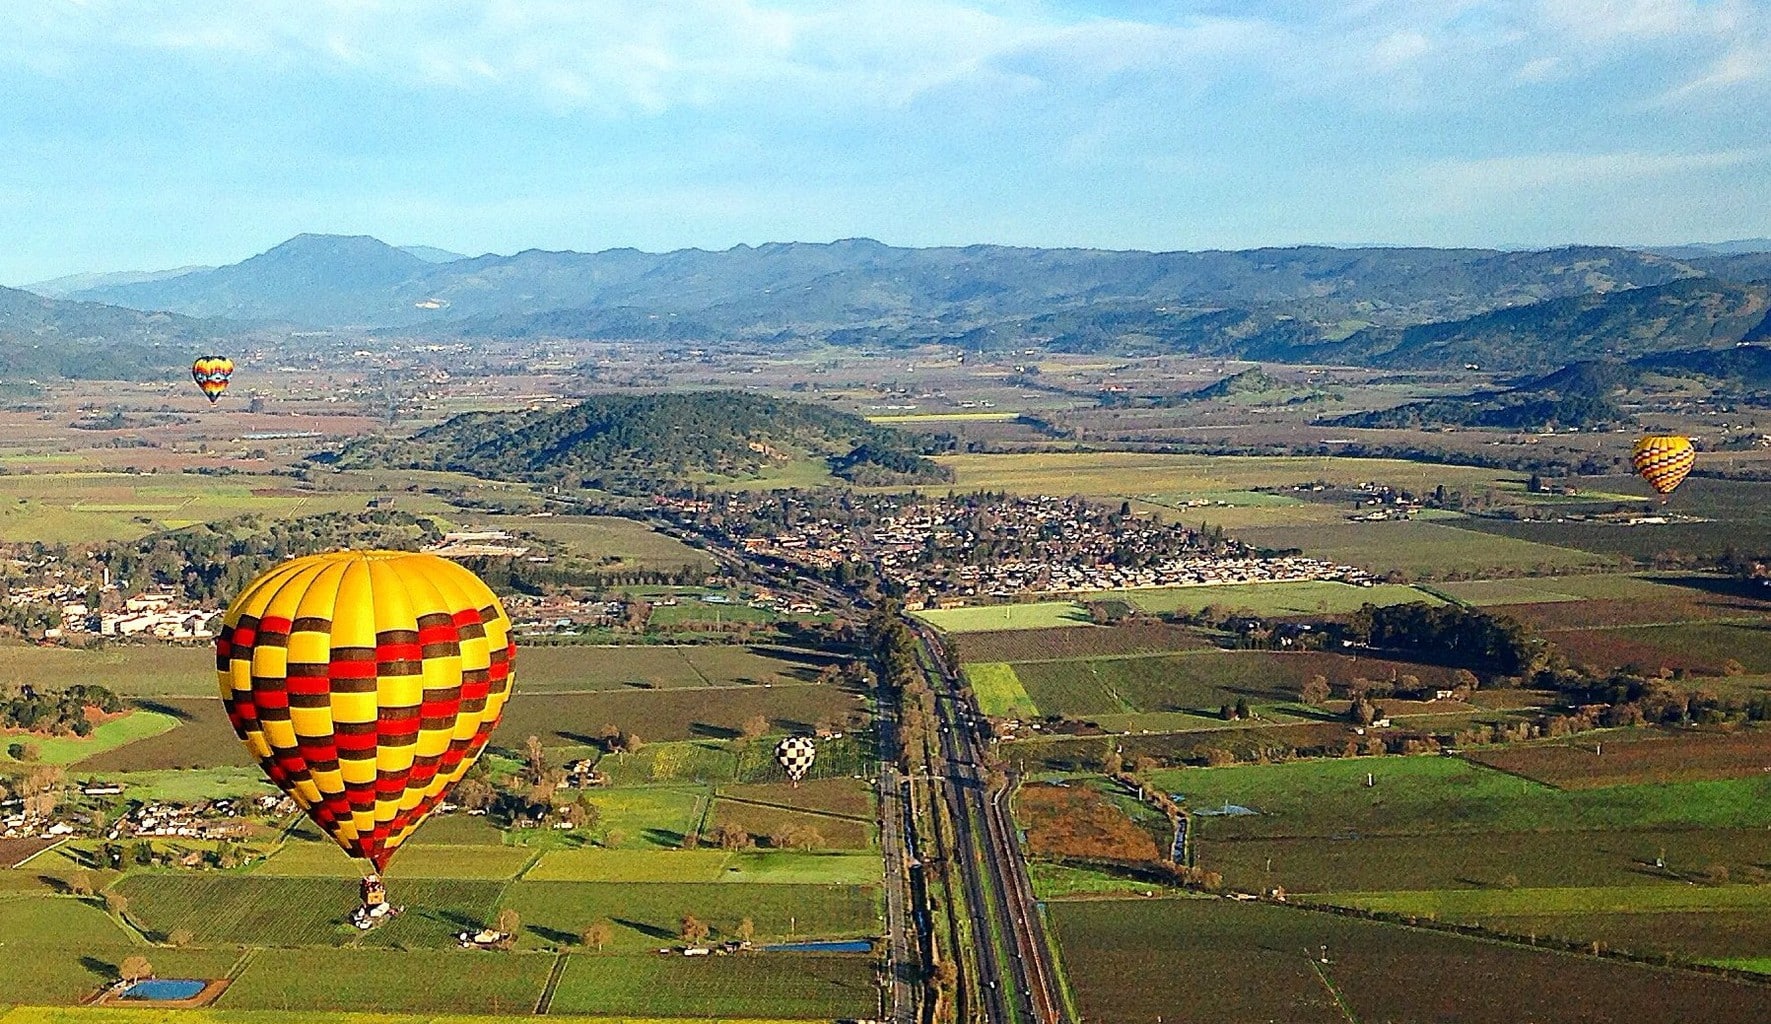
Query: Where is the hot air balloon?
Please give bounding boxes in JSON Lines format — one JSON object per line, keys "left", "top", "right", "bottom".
{"left": 216, "top": 550, "right": 515, "bottom": 877}
{"left": 1632, "top": 435, "right": 1695, "bottom": 498}
{"left": 191, "top": 356, "right": 234, "bottom": 403}
{"left": 774, "top": 735, "right": 816, "bottom": 787}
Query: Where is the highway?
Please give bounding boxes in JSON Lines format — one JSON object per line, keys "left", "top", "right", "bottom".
{"left": 916, "top": 622, "right": 1070, "bottom": 1024}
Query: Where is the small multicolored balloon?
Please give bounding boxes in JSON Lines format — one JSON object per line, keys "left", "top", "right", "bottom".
{"left": 192, "top": 355, "right": 234, "bottom": 403}
{"left": 1632, "top": 435, "right": 1695, "bottom": 497}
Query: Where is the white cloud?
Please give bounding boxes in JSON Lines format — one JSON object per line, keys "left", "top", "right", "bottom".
{"left": 1410, "top": 147, "right": 1769, "bottom": 204}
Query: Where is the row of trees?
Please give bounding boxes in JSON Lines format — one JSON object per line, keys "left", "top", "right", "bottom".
{"left": 1, "top": 683, "right": 122, "bottom": 736}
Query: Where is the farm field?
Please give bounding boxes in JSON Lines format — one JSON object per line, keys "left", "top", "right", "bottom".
{"left": 1477, "top": 910, "right": 1771, "bottom": 963}
{"left": 1436, "top": 574, "right": 1721, "bottom": 606}
{"left": 2, "top": 708, "right": 179, "bottom": 766}
{"left": 73, "top": 698, "right": 254, "bottom": 772}
{"left": 1465, "top": 728, "right": 1771, "bottom": 789}
{"left": 1010, "top": 650, "right": 1464, "bottom": 720}
{"left": 260, "top": 840, "right": 536, "bottom": 880}
{"left": 707, "top": 801, "right": 875, "bottom": 851}
{"left": 717, "top": 779, "right": 874, "bottom": 819}
{"left": 480, "top": 514, "right": 712, "bottom": 574}
{"left": 0, "top": 644, "right": 214, "bottom": 698}
{"left": 1102, "top": 579, "right": 1439, "bottom": 616}
{"left": 491, "top": 683, "right": 862, "bottom": 748}
{"left": 545, "top": 952, "right": 878, "bottom": 1020}
{"left": 1235, "top": 520, "right": 1610, "bottom": 577}
{"left": 1048, "top": 897, "right": 1771, "bottom": 1024}
{"left": 937, "top": 452, "right": 1529, "bottom": 498}
{"left": 525, "top": 849, "right": 879, "bottom": 884}
{"left": 1145, "top": 756, "right": 1771, "bottom": 840}
{"left": 219, "top": 948, "right": 552, "bottom": 1015}
{"left": 0, "top": 472, "right": 418, "bottom": 543}
{"left": 502, "top": 880, "right": 880, "bottom": 952}
{"left": 0, "top": 892, "right": 240, "bottom": 1005}
{"left": 952, "top": 621, "right": 1213, "bottom": 662}
{"left": 1548, "top": 622, "right": 1771, "bottom": 676}
{"left": 516, "top": 645, "right": 831, "bottom": 693}
{"left": 1199, "top": 827, "right": 1771, "bottom": 894}
{"left": 910, "top": 601, "right": 1093, "bottom": 632}
{"left": 1458, "top": 477, "right": 1771, "bottom": 561}
{"left": 960, "top": 662, "right": 1037, "bottom": 718}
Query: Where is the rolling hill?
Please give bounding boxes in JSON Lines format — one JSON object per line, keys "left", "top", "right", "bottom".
{"left": 332, "top": 391, "right": 951, "bottom": 494}
{"left": 0, "top": 285, "right": 237, "bottom": 381}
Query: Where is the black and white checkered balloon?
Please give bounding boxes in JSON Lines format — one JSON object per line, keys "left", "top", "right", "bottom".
{"left": 773, "top": 735, "right": 817, "bottom": 784}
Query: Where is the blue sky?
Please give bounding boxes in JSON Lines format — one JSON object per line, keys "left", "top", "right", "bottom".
{"left": 4, "top": 0, "right": 1770, "bottom": 283}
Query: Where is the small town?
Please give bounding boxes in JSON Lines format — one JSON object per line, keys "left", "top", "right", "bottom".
{"left": 656, "top": 489, "right": 1377, "bottom": 603}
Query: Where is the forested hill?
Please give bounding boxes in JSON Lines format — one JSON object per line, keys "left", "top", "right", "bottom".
{"left": 1306, "top": 278, "right": 1771, "bottom": 371}
{"left": 334, "top": 391, "right": 950, "bottom": 493}
{"left": 0, "top": 285, "right": 234, "bottom": 381}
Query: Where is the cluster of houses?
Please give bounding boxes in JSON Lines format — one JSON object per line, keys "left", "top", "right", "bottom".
{"left": 5, "top": 577, "right": 217, "bottom": 642}
{"left": 661, "top": 490, "right": 1375, "bottom": 605}
{"left": 109, "top": 794, "right": 290, "bottom": 842}
{"left": 900, "top": 555, "right": 1379, "bottom": 606}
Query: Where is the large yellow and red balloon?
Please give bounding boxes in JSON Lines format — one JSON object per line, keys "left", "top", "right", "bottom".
{"left": 1631, "top": 435, "right": 1695, "bottom": 497}
{"left": 192, "top": 356, "right": 234, "bottom": 403}
{"left": 216, "top": 551, "right": 515, "bottom": 872}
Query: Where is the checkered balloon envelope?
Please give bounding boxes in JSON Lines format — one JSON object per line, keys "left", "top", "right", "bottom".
{"left": 773, "top": 735, "right": 817, "bottom": 783}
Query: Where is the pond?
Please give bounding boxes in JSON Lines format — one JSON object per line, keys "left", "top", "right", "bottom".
{"left": 122, "top": 979, "right": 208, "bottom": 1001}
{"left": 758, "top": 939, "right": 873, "bottom": 953}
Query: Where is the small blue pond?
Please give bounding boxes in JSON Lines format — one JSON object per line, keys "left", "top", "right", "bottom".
{"left": 760, "top": 939, "right": 872, "bottom": 953}
{"left": 122, "top": 979, "right": 207, "bottom": 1001}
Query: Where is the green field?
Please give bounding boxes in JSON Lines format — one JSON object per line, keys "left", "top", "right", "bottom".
{"left": 0, "top": 1010, "right": 813, "bottom": 1024}
{"left": 260, "top": 841, "right": 536, "bottom": 880}
{"left": 516, "top": 645, "right": 829, "bottom": 693}
{"left": 1102, "top": 580, "right": 1440, "bottom": 617}
{"left": 1200, "top": 827, "right": 1771, "bottom": 895}
{"left": 525, "top": 850, "right": 878, "bottom": 885}
{"left": 502, "top": 880, "right": 880, "bottom": 952}
{"left": 2, "top": 709, "right": 180, "bottom": 766}
{"left": 481, "top": 514, "right": 712, "bottom": 574}
{"left": 1336, "top": 883, "right": 1771, "bottom": 917}
{"left": 491, "top": 683, "right": 860, "bottom": 748}
{"left": 0, "top": 473, "right": 429, "bottom": 543}
{"left": 1435, "top": 574, "right": 1695, "bottom": 606}
{"left": 0, "top": 644, "right": 215, "bottom": 698}
{"left": 708, "top": 801, "right": 874, "bottom": 851}
{"left": 73, "top": 699, "right": 254, "bottom": 772}
{"left": 1235, "top": 520, "right": 1610, "bottom": 577}
{"left": 220, "top": 948, "right": 551, "bottom": 1014}
{"left": 1048, "top": 896, "right": 1771, "bottom": 1024}
{"left": 1146, "top": 756, "right": 1771, "bottom": 840}
{"left": 961, "top": 662, "right": 1038, "bottom": 718}
{"left": 648, "top": 602, "right": 778, "bottom": 627}
{"left": 0, "top": 891, "right": 240, "bottom": 1005}
{"left": 546, "top": 953, "right": 877, "bottom": 1019}
{"left": 1010, "top": 649, "right": 1462, "bottom": 720}
{"left": 911, "top": 602, "right": 1093, "bottom": 632}
{"left": 937, "top": 452, "right": 1528, "bottom": 498}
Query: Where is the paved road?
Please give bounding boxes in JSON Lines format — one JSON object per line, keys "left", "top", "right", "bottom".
{"left": 916, "top": 623, "right": 1069, "bottom": 1024}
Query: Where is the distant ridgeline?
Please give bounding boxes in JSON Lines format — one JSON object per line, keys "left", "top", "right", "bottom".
{"left": 0, "top": 285, "right": 234, "bottom": 383}
{"left": 333, "top": 391, "right": 952, "bottom": 493}
{"left": 31, "top": 234, "right": 1771, "bottom": 374}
